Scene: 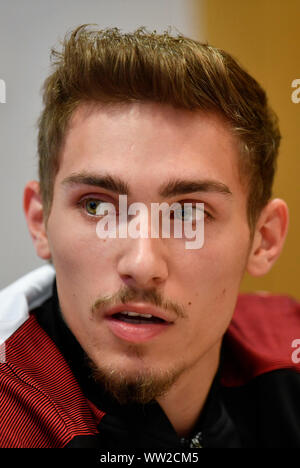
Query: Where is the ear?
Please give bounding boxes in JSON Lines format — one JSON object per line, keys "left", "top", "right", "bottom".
{"left": 23, "top": 180, "right": 52, "bottom": 260}
{"left": 246, "top": 198, "right": 289, "bottom": 277}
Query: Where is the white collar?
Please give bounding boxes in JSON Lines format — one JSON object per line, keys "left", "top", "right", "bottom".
{"left": 0, "top": 264, "right": 55, "bottom": 344}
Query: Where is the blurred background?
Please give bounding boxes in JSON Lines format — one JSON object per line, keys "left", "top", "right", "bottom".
{"left": 0, "top": 0, "right": 299, "bottom": 299}
{"left": 199, "top": 0, "right": 300, "bottom": 299}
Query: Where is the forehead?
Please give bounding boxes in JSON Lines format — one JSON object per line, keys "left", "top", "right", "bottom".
{"left": 55, "top": 101, "right": 245, "bottom": 199}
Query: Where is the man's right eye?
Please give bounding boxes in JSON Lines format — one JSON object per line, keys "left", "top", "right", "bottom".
{"left": 79, "top": 198, "right": 111, "bottom": 217}
{"left": 84, "top": 199, "right": 102, "bottom": 216}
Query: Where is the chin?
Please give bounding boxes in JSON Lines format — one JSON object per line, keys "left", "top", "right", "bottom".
{"left": 88, "top": 356, "right": 185, "bottom": 405}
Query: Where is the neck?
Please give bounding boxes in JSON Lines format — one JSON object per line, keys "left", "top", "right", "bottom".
{"left": 156, "top": 339, "right": 222, "bottom": 438}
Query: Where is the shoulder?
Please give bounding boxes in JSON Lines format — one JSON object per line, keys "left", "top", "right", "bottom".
{"left": 221, "top": 293, "right": 300, "bottom": 447}
{"left": 0, "top": 313, "right": 99, "bottom": 447}
{"left": 0, "top": 267, "right": 99, "bottom": 447}
{"left": 222, "top": 292, "right": 300, "bottom": 386}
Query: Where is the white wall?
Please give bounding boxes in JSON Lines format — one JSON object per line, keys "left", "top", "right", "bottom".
{"left": 0, "top": 0, "right": 204, "bottom": 288}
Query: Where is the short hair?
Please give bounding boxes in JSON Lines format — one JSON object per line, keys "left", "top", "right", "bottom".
{"left": 38, "top": 24, "right": 280, "bottom": 235}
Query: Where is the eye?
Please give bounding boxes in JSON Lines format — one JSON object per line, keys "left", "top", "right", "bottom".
{"left": 80, "top": 198, "right": 115, "bottom": 217}
{"left": 173, "top": 204, "right": 211, "bottom": 222}
{"left": 174, "top": 205, "right": 195, "bottom": 222}
{"left": 85, "top": 199, "right": 102, "bottom": 216}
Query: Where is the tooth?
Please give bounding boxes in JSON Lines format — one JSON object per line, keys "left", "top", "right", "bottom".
{"left": 121, "top": 311, "right": 139, "bottom": 317}
{"left": 120, "top": 311, "right": 153, "bottom": 318}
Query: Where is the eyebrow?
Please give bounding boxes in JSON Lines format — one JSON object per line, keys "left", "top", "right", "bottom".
{"left": 62, "top": 172, "right": 130, "bottom": 194}
{"left": 61, "top": 172, "right": 232, "bottom": 198}
{"left": 159, "top": 178, "right": 232, "bottom": 198}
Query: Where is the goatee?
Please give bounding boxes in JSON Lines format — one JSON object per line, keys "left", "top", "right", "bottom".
{"left": 89, "top": 360, "right": 184, "bottom": 405}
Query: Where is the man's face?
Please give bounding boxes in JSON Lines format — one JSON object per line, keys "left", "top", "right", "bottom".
{"left": 44, "top": 102, "right": 251, "bottom": 402}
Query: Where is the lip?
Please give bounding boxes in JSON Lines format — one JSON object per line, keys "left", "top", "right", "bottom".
{"left": 104, "top": 303, "right": 174, "bottom": 343}
{"left": 104, "top": 303, "right": 174, "bottom": 323}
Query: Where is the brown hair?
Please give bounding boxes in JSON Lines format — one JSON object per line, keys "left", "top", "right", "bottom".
{"left": 38, "top": 24, "right": 280, "bottom": 234}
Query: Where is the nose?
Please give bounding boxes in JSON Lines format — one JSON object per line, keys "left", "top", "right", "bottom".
{"left": 117, "top": 236, "right": 169, "bottom": 290}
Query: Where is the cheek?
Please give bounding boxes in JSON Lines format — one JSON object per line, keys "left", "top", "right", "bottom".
{"left": 185, "top": 218, "right": 250, "bottom": 283}
{"left": 47, "top": 205, "right": 112, "bottom": 268}
{"left": 175, "top": 228, "right": 250, "bottom": 331}
{"left": 178, "top": 241, "right": 248, "bottom": 291}
{"left": 46, "top": 207, "right": 126, "bottom": 314}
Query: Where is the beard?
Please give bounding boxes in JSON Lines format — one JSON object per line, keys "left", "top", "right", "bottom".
{"left": 88, "top": 283, "right": 188, "bottom": 405}
{"left": 88, "top": 352, "right": 185, "bottom": 405}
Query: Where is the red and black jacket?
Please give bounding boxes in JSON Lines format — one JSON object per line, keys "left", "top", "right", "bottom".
{"left": 1, "top": 277, "right": 300, "bottom": 448}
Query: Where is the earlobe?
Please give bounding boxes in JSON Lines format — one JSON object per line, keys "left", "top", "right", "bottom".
{"left": 23, "top": 181, "right": 52, "bottom": 260}
{"left": 246, "top": 199, "right": 289, "bottom": 277}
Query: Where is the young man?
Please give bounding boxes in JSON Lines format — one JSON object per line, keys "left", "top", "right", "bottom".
{"left": 0, "top": 25, "right": 298, "bottom": 448}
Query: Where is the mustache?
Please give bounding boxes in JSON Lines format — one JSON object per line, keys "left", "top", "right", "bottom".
{"left": 91, "top": 285, "right": 187, "bottom": 320}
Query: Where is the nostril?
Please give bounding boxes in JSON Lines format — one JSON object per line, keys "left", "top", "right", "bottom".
{"left": 120, "top": 274, "right": 137, "bottom": 288}
{"left": 121, "top": 274, "right": 133, "bottom": 282}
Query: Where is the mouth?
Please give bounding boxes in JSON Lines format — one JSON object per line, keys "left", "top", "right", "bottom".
{"left": 104, "top": 304, "right": 174, "bottom": 343}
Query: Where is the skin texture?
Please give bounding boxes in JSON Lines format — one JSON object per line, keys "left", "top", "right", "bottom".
{"left": 24, "top": 102, "right": 289, "bottom": 437}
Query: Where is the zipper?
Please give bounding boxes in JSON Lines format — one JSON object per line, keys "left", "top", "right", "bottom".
{"left": 180, "top": 430, "right": 203, "bottom": 448}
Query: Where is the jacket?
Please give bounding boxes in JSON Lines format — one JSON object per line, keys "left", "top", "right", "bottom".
{"left": 1, "top": 266, "right": 300, "bottom": 448}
